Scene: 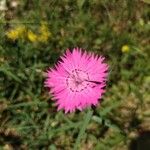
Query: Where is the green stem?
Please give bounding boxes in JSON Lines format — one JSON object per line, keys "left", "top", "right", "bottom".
{"left": 73, "top": 108, "right": 93, "bottom": 150}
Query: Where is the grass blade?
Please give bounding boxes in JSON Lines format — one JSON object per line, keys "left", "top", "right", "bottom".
{"left": 73, "top": 109, "right": 93, "bottom": 150}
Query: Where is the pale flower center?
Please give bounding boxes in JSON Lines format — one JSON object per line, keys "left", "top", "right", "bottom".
{"left": 66, "top": 69, "right": 89, "bottom": 92}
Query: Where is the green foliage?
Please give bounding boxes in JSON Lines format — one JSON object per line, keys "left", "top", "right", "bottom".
{"left": 0, "top": 0, "right": 149, "bottom": 149}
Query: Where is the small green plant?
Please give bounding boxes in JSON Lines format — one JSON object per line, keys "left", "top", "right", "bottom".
{"left": 0, "top": 0, "right": 149, "bottom": 149}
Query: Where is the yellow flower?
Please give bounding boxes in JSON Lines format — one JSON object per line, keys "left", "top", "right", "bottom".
{"left": 121, "top": 45, "right": 130, "bottom": 53}
{"left": 6, "top": 26, "right": 26, "bottom": 41}
{"left": 6, "top": 30, "right": 19, "bottom": 41}
{"left": 6, "top": 22, "right": 51, "bottom": 44}
{"left": 38, "top": 22, "right": 51, "bottom": 43}
{"left": 27, "top": 30, "right": 38, "bottom": 42}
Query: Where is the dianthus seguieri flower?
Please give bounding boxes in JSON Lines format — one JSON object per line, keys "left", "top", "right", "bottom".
{"left": 45, "top": 48, "right": 109, "bottom": 113}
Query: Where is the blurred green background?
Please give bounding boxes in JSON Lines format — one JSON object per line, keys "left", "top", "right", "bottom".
{"left": 0, "top": 0, "right": 150, "bottom": 149}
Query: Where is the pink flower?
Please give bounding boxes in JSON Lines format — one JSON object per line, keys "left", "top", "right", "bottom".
{"left": 45, "top": 48, "right": 109, "bottom": 113}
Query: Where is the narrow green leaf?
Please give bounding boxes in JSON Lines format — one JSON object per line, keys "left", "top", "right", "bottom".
{"left": 7, "top": 101, "right": 47, "bottom": 109}
{"left": 77, "top": 0, "right": 85, "bottom": 9}
{"left": 73, "top": 109, "right": 93, "bottom": 150}
{"left": 0, "top": 67, "right": 22, "bottom": 83}
{"left": 100, "top": 101, "right": 121, "bottom": 116}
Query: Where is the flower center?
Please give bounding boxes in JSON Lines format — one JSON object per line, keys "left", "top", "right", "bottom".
{"left": 66, "top": 69, "right": 89, "bottom": 92}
